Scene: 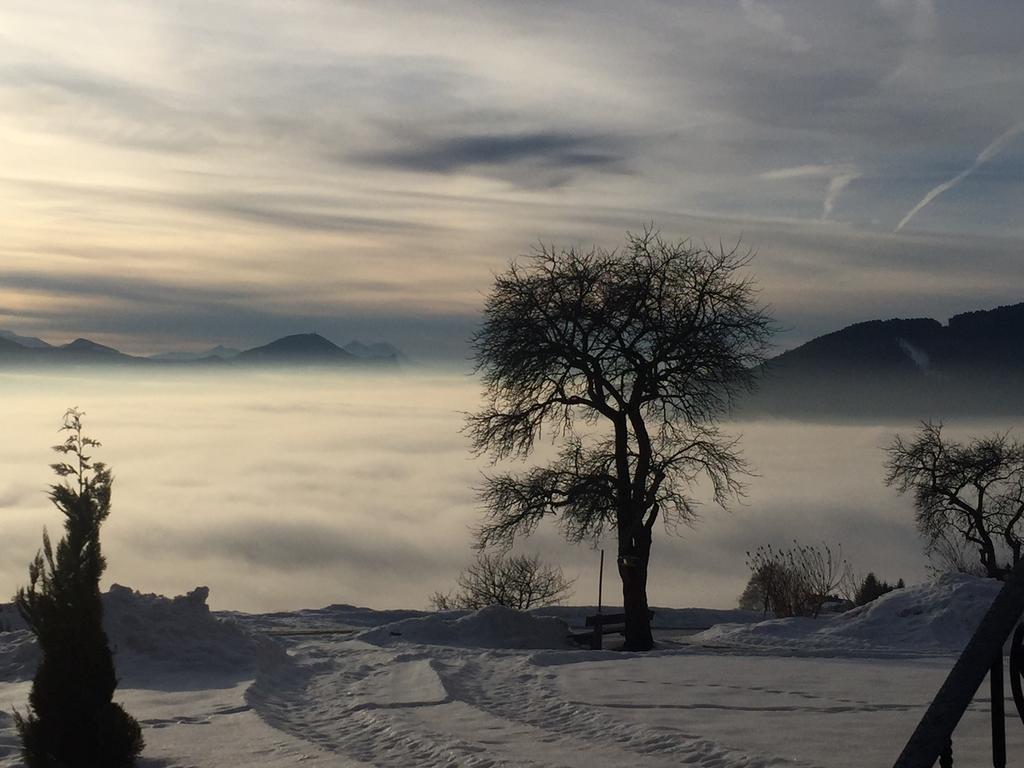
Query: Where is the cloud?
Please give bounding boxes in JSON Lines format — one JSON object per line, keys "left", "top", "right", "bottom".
{"left": 136, "top": 519, "right": 448, "bottom": 574}
{"left": 355, "top": 131, "right": 629, "bottom": 187}
{"left": 194, "top": 198, "right": 438, "bottom": 235}
{"left": 1, "top": 367, "right": 943, "bottom": 612}
{"left": 739, "top": 0, "right": 810, "bottom": 52}
{"left": 896, "top": 122, "right": 1024, "bottom": 231}
{"left": 0, "top": 485, "right": 30, "bottom": 508}
{"left": 0, "top": 64, "right": 219, "bottom": 152}
{"left": 0, "top": 176, "right": 436, "bottom": 236}
{"left": 878, "top": 0, "right": 936, "bottom": 41}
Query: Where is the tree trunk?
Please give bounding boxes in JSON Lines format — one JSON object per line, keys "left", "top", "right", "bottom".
{"left": 619, "top": 531, "right": 653, "bottom": 651}
{"left": 978, "top": 538, "right": 1001, "bottom": 579}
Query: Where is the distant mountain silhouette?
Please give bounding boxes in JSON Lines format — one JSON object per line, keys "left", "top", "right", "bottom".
{"left": 61, "top": 338, "right": 128, "bottom": 358}
{"left": 0, "top": 330, "right": 52, "bottom": 349}
{"left": 0, "top": 331, "right": 402, "bottom": 369}
{"left": 0, "top": 336, "right": 138, "bottom": 366}
{"left": 148, "top": 345, "right": 242, "bottom": 362}
{"left": 0, "top": 335, "right": 29, "bottom": 356}
{"left": 742, "top": 302, "right": 1024, "bottom": 418}
{"left": 235, "top": 333, "right": 359, "bottom": 364}
{"left": 207, "top": 345, "right": 242, "bottom": 359}
{"left": 343, "top": 339, "right": 404, "bottom": 362}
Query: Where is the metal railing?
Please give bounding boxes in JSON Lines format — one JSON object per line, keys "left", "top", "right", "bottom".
{"left": 894, "top": 563, "right": 1024, "bottom": 768}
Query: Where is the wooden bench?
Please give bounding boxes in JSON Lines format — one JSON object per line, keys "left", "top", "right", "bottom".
{"left": 582, "top": 610, "right": 655, "bottom": 650}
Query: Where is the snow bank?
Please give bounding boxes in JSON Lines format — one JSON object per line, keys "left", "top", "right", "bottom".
{"left": 532, "top": 605, "right": 763, "bottom": 629}
{"left": 695, "top": 574, "right": 1001, "bottom": 654}
{"left": 0, "top": 584, "right": 284, "bottom": 682}
{"left": 357, "top": 604, "right": 573, "bottom": 649}
{"left": 225, "top": 603, "right": 764, "bottom": 635}
{"left": 224, "top": 603, "right": 431, "bottom": 634}
{"left": 104, "top": 584, "right": 285, "bottom": 677}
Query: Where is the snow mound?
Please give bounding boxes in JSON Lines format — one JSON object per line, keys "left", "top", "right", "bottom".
{"left": 695, "top": 573, "right": 1001, "bottom": 654}
{"left": 223, "top": 603, "right": 431, "bottom": 634}
{"left": 104, "top": 584, "right": 285, "bottom": 677}
{"left": 357, "top": 604, "right": 573, "bottom": 649}
{"left": 532, "top": 605, "right": 763, "bottom": 629}
{"left": 0, "top": 584, "right": 285, "bottom": 682}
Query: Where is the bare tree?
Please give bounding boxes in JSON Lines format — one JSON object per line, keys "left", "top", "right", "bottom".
{"left": 430, "top": 552, "right": 574, "bottom": 611}
{"left": 745, "top": 542, "right": 851, "bottom": 618}
{"left": 884, "top": 421, "right": 1024, "bottom": 579}
{"left": 468, "top": 228, "right": 774, "bottom": 650}
{"left": 794, "top": 541, "right": 851, "bottom": 615}
{"left": 924, "top": 528, "right": 989, "bottom": 578}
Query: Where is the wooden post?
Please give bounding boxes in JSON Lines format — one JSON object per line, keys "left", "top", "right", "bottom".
{"left": 591, "top": 550, "right": 605, "bottom": 650}
{"left": 992, "top": 653, "right": 1005, "bottom": 768}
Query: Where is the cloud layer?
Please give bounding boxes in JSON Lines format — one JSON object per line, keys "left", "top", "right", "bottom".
{"left": 4, "top": 370, "right": 997, "bottom": 612}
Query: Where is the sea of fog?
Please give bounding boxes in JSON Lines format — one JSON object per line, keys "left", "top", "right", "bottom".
{"left": 1, "top": 368, "right": 1020, "bottom": 613}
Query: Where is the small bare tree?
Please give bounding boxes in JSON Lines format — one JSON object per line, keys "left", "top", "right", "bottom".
{"left": 430, "top": 552, "right": 575, "bottom": 611}
{"left": 924, "top": 528, "right": 989, "bottom": 578}
{"left": 745, "top": 542, "right": 851, "bottom": 618}
{"left": 885, "top": 421, "right": 1024, "bottom": 579}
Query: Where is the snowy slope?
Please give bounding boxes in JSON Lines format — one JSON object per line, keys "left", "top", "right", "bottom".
{"left": 695, "top": 573, "right": 1000, "bottom": 654}
{"left": 0, "top": 584, "right": 285, "bottom": 683}
{"left": 357, "top": 604, "right": 573, "bottom": 649}
{"left": 0, "top": 576, "right": 1016, "bottom": 767}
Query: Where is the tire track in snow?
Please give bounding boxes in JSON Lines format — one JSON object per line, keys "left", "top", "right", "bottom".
{"left": 432, "top": 651, "right": 793, "bottom": 768}
{"left": 248, "top": 639, "right": 801, "bottom": 768}
{"left": 247, "top": 643, "right": 548, "bottom": 767}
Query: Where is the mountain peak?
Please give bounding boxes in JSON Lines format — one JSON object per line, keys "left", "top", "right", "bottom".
{"left": 236, "top": 333, "right": 356, "bottom": 363}
{"left": 61, "top": 338, "right": 124, "bottom": 355}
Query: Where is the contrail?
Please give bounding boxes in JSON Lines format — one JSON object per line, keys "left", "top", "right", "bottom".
{"left": 896, "top": 121, "right": 1024, "bottom": 232}
{"left": 822, "top": 171, "right": 860, "bottom": 220}
{"left": 759, "top": 163, "right": 860, "bottom": 221}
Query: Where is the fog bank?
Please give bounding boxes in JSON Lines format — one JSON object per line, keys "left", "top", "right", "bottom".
{"left": 2, "top": 369, "right": 1016, "bottom": 612}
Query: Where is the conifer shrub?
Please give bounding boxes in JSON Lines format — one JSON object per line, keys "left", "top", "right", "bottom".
{"left": 15, "top": 408, "right": 143, "bottom": 767}
{"left": 853, "top": 572, "right": 904, "bottom": 606}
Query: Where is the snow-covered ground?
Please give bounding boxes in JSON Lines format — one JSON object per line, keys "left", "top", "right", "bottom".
{"left": 0, "top": 575, "right": 1019, "bottom": 767}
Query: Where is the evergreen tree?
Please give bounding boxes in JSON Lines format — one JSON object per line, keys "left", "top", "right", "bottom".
{"left": 737, "top": 566, "right": 771, "bottom": 616}
{"left": 853, "top": 571, "right": 901, "bottom": 606}
{"left": 15, "top": 408, "right": 143, "bottom": 767}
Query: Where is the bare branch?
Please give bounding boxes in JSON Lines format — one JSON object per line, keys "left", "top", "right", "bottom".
{"left": 885, "top": 421, "right": 1024, "bottom": 578}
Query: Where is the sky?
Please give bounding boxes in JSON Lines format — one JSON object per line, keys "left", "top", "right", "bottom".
{"left": 1, "top": 0, "right": 1022, "bottom": 358}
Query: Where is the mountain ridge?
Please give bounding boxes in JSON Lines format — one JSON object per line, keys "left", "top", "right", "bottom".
{"left": 0, "top": 331, "right": 403, "bottom": 368}
{"left": 768, "top": 302, "right": 1024, "bottom": 375}
{"left": 746, "top": 301, "right": 1024, "bottom": 418}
